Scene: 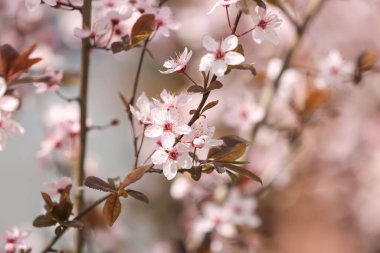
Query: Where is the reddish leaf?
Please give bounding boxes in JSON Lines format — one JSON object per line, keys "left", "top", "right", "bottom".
{"left": 126, "top": 189, "right": 149, "bottom": 204}
{"left": 120, "top": 164, "right": 151, "bottom": 189}
{"left": 103, "top": 194, "right": 122, "bottom": 226}
{"left": 84, "top": 176, "right": 117, "bottom": 193}
{"left": 131, "top": 14, "right": 156, "bottom": 45}
{"left": 41, "top": 192, "right": 54, "bottom": 209}
{"left": 187, "top": 85, "right": 204, "bottom": 93}
{"left": 0, "top": 44, "right": 19, "bottom": 80}
{"left": 8, "top": 44, "right": 42, "bottom": 82}
{"left": 33, "top": 215, "right": 57, "bottom": 228}
{"left": 201, "top": 100, "right": 219, "bottom": 114}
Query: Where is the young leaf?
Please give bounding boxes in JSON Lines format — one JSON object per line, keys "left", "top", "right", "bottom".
{"left": 126, "top": 189, "right": 149, "bottom": 204}
{"left": 201, "top": 100, "right": 219, "bottom": 114}
{"left": 213, "top": 162, "right": 226, "bottom": 174}
{"left": 33, "top": 215, "right": 57, "bottom": 228}
{"left": 187, "top": 85, "right": 204, "bottom": 93}
{"left": 131, "top": 14, "right": 156, "bottom": 45}
{"left": 191, "top": 166, "right": 202, "bottom": 181}
{"left": 84, "top": 176, "right": 117, "bottom": 193}
{"left": 189, "top": 109, "right": 197, "bottom": 115}
{"left": 41, "top": 192, "right": 54, "bottom": 209}
{"left": 226, "top": 170, "right": 238, "bottom": 184}
{"left": 120, "top": 164, "right": 151, "bottom": 189}
{"left": 206, "top": 80, "right": 223, "bottom": 92}
{"left": 225, "top": 164, "right": 262, "bottom": 184}
{"left": 8, "top": 44, "right": 42, "bottom": 82}
{"left": 111, "top": 41, "right": 130, "bottom": 54}
{"left": 357, "top": 51, "right": 377, "bottom": 71}
{"left": 103, "top": 194, "right": 122, "bottom": 226}
{"left": 208, "top": 135, "right": 249, "bottom": 162}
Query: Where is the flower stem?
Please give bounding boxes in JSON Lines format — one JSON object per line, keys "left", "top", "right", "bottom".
{"left": 74, "top": 0, "right": 92, "bottom": 252}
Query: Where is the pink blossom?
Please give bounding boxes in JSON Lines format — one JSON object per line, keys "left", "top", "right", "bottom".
{"left": 223, "top": 92, "right": 264, "bottom": 134}
{"left": 144, "top": 108, "right": 191, "bottom": 149}
{"left": 154, "top": 7, "right": 180, "bottom": 38}
{"left": 207, "top": 0, "right": 240, "bottom": 15}
{"left": 199, "top": 35, "right": 245, "bottom": 77}
{"left": 152, "top": 89, "right": 191, "bottom": 111}
{"left": 0, "top": 77, "right": 19, "bottom": 112}
{"left": 151, "top": 144, "right": 192, "bottom": 180}
{"left": 0, "top": 111, "right": 25, "bottom": 151}
{"left": 130, "top": 92, "right": 154, "bottom": 125}
{"left": 315, "top": 50, "right": 354, "bottom": 89}
{"left": 1, "top": 227, "right": 30, "bottom": 253}
{"left": 44, "top": 176, "right": 73, "bottom": 196}
{"left": 252, "top": 6, "right": 282, "bottom": 45}
{"left": 159, "top": 47, "right": 192, "bottom": 74}
{"left": 74, "top": 18, "right": 112, "bottom": 47}
{"left": 184, "top": 121, "right": 223, "bottom": 149}
{"left": 34, "top": 67, "right": 63, "bottom": 94}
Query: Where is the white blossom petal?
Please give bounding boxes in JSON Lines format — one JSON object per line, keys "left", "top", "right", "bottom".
{"left": 224, "top": 52, "right": 245, "bottom": 65}
{"left": 202, "top": 35, "right": 219, "bottom": 52}
{"left": 152, "top": 149, "right": 169, "bottom": 165}
{"left": 161, "top": 131, "right": 175, "bottom": 150}
{"left": 211, "top": 60, "right": 228, "bottom": 77}
{"left": 221, "top": 35, "right": 238, "bottom": 52}
{"left": 163, "top": 160, "right": 177, "bottom": 180}
{"left": 145, "top": 125, "right": 163, "bottom": 138}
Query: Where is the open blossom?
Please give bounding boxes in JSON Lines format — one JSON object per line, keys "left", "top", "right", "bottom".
{"left": 207, "top": 0, "right": 240, "bottom": 15}
{"left": 44, "top": 176, "right": 73, "bottom": 196}
{"left": 315, "top": 50, "right": 354, "bottom": 89}
{"left": 184, "top": 122, "right": 223, "bottom": 149}
{"left": 152, "top": 89, "right": 191, "bottom": 111}
{"left": 0, "top": 78, "right": 19, "bottom": 112}
{"left": 223, "top": 92, "right": 264, "bottom": 134}
{"left": 144, "top": 108, "right": 191, "bottom": 149}
{"left": 199, "top": 35, "right": 245, "bottom": 77}
{"left": 151, "top": 144, "right": 192, "bottom": 180}
{"left": 130, "top": 92, "right": 154, "bottom": 125}
{"left": 154, "top": 7, "right": 180, "bottom": 38}
{"left": 1, "top": 227, "right": 30, "bottom": 253}
{"left": 0, "top": 111, "right": 25, "bottom": 151}
{"left": 74, "top": 18, "right": 112, "bottom": 47}
{"left": 252, "top": 6, "right": 282, "bottom": 45}
{"left": 159, "top": 48, "right": 192, "bottom": 74}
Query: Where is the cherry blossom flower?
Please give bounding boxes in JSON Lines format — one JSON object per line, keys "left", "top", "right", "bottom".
{"left": 130, "top": 92, "right": 154, "bottom": 125}
{"left": 144, "top": 108, "right": 191, "bottom": 149}
{"left": 151, "top": 144, "right": 192, "bottom": 180}
{"left": 184, "top": 122, "right": 223, "bottom": 149}
{"left": 74, "top": 18, "right": 112, "bottom": 47}
{"left": 207, "top": 0, "right": 240, "bottom": 15}
{"left": 34, "top": 67, "right": 63, "bottom": 94}
{"left": 152, "top": 89, "right": 191, "bottom": 111}
{"left": 252, "top": 6, "right": 282, "bottom": 45}
{"left": 1, "top": 227, "right": 30, "bottom": 253}
{"left": 154, "top": 7, "right": 180, "bottom": 38}
{"left": 199, "top": 35, "right": 245, "bottom": 77}
{"left": 0, "top": 111, "right": 25, "bottom": 151}
{"left": 44, "top": 176, "right": 73, "bottom": 196}
{"left": 223, "top": 92, "right": 264, "bottom": 134}
{"left": 159, "top": 48, "right": 192, "bottom": 74}
{"left": 315, "top": 50, "right": 354, "bottom": 89}
{"left": 0, "top": 77, "right": 19, "bottom": 112}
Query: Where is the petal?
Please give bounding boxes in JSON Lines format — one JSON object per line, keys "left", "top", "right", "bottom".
{"left": 0, "top": 78, "right": 6, "bottom": 97}
{"left": 161, "top": 132, "right": 175, "bottom": 150}
{"left": 163, "top": 160, "right": 177, "bottom": 180}
{"left": 207, "top": 2, "right": 221, "bottom": 15}
{"left": 5, "top": 121, "right": 25, "bottom": 136}
{"left": 224, "top": 52, "right": 245, "bottom": 65}
{"left": 144, "top": 125, "right": 163, "bottom": 138}
{"left": 0, "top": 95, "right": 20, "bottom": 112}
{"left": 202, "top": 35, "right": 219, "bottom": 52}
{"left": 174, "top": 124, "right": 191, "bottom": 135}
{"left": 252, "top": 28, "right": 265, "bottom": 44}
{"left": 221, "top": 35, "right": 238, "bottom": 52}
{"left": 178, "top": 153, "right": 192, "bottom": 169}
{"left": 265, "top": 27, "right": 280, "bottom": 45}
{"left": 151, "top": 149, "right": 169, "bottom": 165}
{"left": 74, "top": 28, "right": 91, "bottom": 39}
{"left": 211, "top": 60, "right": 227, "bottom": 77}
{"left": 199, "top": 54, "right": 215, "bottom": 72}
{"left": 25, "top": 0, "right": 41, "bottom": 11}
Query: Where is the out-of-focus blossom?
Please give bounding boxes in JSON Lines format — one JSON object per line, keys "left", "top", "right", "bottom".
{"left": 130, "top": 92, "right": 154, "bottom": 125}
{"left": 154, "top": 7, "right": 180, "bottom": 38}
{"left": 34, "top": 67, "right": 63, "bottom": 94}
{"left": 44, "top": 176, "right": 73, "bottom": 196}
{"left": 315, "top": 50, "right": 354, "bottom": 89}
{"left": 1, "top": 227, "right": 30, "bottom": 253}
{"left": 184, "top": 121, "right": 223, "bottom": 149}
{"left": 74, "top": 18, "right": 111, "bottom": 47}
{"left": 223, "top": 92, "right": 264, "bottom": 134}
{"left": 207, "top": 0, "right": 240, "bottom": 15}
{"left": 151, "top": 144, "right": 192, "bottom": 180}
{"left": 0, "top": 77, "right": 19, "bottom": 112}
{"left": 199, "top": 35, "right": 244, "bottom": 77}
{"left": 37, "top": 104, "right": 81, "bottom": 158}
{"left": 159, "top": 48, "right": 192, "bottom": 74}
{"left": 252, "top": 6, "right": 282, "bottom": 45}
{"left": 152, "top": 89, "right": 191, "bottom": 111}
{"left": 144, "top": 108, "right": 191, "bottom": 149}
{"left": 0, "top": 111, "right": 25, "bottom": 151}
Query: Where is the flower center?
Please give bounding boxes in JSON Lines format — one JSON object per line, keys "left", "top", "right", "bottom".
{"left": 215, "top": 49, "right": 225, "bottom": 60}
{"left": 258, "top": 19, "right": 268, "bottom": 30}
{"left": 168, "top": 150, "right": 178, "bottom": 160}
{"left": 156, "top": 19, "right": 164, "bottom": 27}
{"left": 163, "top": 122, "right": 173, "bottom": 132}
